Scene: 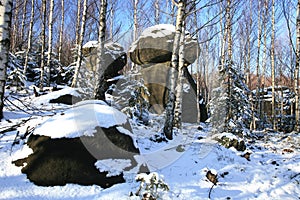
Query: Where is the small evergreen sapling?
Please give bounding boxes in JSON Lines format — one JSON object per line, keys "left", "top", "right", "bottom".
{"left": 134, "top": 172, "right": 169, "bottom": 200}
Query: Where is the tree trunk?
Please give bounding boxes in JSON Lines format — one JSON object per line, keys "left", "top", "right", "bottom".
{"left": 261, "top": 0, "right": 269, "bottom": 128}
{"left": 271, "top": 0, "right": 276, "bottom": 130}
{"left": 155, "top": 0, "right": 160, "bottom": 24}
{"left": 71, "top": 0, "right": 88, "bottom": 88}
{"left": 11, "top": 0, "right": 19, "bottom": 52}
{"left": 94, "top": 0, "right": 107, "bottom": 100}
{"left": 163, "top": 0, "right": 186, "bottom": 140}
{"left": 225, "top": 0, "right": 232, "bottom": 128}
{"left": 58, "top": 0, "right": 65, "bottom": 63}
{"left": 109, "top": 0, "right": 115, "bottom": 41}
{"left": 173, "top": 22, "right": 186, "bottom": 129}
{"left": 23, "top": 0, "right": 35, "bottom": 75}
{"left": 20, "top": 0, "right": 28, "bottom": 50}
{"left": 46, "top": 0, "right": 54, "bottom": 86}
{"left": 39, "top": 0, "right": 46, "bottom": 90}
{"left": 255, "top": 0, "right": 262, "bottom": 129}
{"left": 0, "top": 0, "right": 13, "bottom": 119}
{"left": 295, "top": 0, "right": 300, "bottom": 132}
{"left": 133, "top": 0, "right": 139, "bottom": 42}
{"left": 75, "top": 0, "right": 81, "bottom": 45}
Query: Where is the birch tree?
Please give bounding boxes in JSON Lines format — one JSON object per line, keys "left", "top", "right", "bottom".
{"left": 295, "top": 0, "right": 300, "bottom": 132}
{"left": 94, "top": 0, "right": 107, "bottom": 100}
{"left": 154, "top": 0, "right": 160, "bottom": 24}
{"left": 45, "top": 0, "right": 54, "bottom": 86}
{"left": 0, "top": 0, "right": 12, "bottom": 119}
{"left": 163, "top": 0, "right": 186, "bottom": 140}
{"left": 71, "top": 0, "right": 88, "bottom": 87}
{"left": 173, "top": 22, "right": 186, "bottom": 129}
{"left": 75, "top": 0, "right": 82, "bottom": 45}
{"left": 20, "top": 0, "right": 28, "bottom": 50}
{"left": 23, "top": 0, "right": 35, "bottom": 75}
{"left": 133, "top": 0, "right": 139, "bottom": 42}
{"left": 39, "top": 0, "right": 46, "bottom": 90}
{"left": 271, "top": 0, "right": 276, "bottom": 130}
{"left": 58, "top": 0, "right": 65, "bottom": 63}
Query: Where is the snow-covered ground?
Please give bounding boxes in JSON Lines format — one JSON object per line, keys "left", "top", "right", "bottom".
{"left": 0, "top": 89, "right": 300, "bottom": 200}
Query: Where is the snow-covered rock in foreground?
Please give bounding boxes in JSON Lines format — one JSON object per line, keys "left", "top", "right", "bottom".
{"left": 33, "top": 100, "right": 128, "bottom": 138}
{"left": 12, "top": 100, "right": 147, "bottom": 188}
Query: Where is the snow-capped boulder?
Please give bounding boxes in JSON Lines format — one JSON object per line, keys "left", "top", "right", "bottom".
{"left": 83, "top": 41, "right": 127, "bottom": 79}
{"left": 129, "top": 24, "right": 199, "bottom": 66}
{"left": 13, "top": 100, "right": 146, "bottom": 188}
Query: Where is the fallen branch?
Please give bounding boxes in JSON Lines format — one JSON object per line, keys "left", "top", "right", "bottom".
{"left": 0, "top": 117, "right": 33, "bottom": 134}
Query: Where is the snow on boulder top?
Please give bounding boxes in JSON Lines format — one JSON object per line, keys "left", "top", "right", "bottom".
{"left": 139, "top": 24, "right": 175, "bottom": 40}
{"left": 129, "top": 24, "right": 199, "bottom": 65}
{"left": 33, "top": 87, "right": 82, "bottom": 105}
{"left": 33, "top": 100, "right": 128, "bottom": 139}
{"left": 83, "top": 40, "right": 98, "bottom": 48}
{"left": 83, "top": 41, "right": 124, "bottom": 52}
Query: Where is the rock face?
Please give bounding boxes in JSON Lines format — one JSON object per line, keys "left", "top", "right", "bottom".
{"left": 141, "top": 63, "right": 199, "bottom": 123}
{"left": 83, "top": 41, "right": 127, "bottom": 79}
{"left": 129, "top": 24, "right": 199, "bottom": 66}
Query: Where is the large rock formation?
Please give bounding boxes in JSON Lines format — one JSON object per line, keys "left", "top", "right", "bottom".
{"left": 141, "top": 63, "right": 200, "bottom": 123}
{"left": 128, "top": 24, "right": 207, "bottom": 122}
{"left": 129, "top": 24, "right": 199, "bottom": 66}
{"left": 13, "top": 101, "right": 146, "bottom": 188}
{"left": 83, "top": 41, "right": 127, "bottom": 79}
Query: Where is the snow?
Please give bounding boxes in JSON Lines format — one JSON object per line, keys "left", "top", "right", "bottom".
{"left": 32, "top": 100, "right": 128, "bottom": 138}
{"left": 129, "top": 24, "right": 196, "bottom": 53}
{"left": 95, "top": 159, "right": 132, "bottom": 177}
{"left": 139, "top": 24, "right": 175, "bottom": 39}
{"left": 1, "top": 91, "right": 300, "bottom": 199}
{"left": 82, "top": 40, "right": 98, "bottom": 48}
{"left": 33, "top": 86, "right": 82, "bottom": 105}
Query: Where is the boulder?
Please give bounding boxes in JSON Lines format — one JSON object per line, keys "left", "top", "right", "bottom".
{"left": 13, "top": 101, "right": 147, "bottom": 188}
{"left": 129, "top": 24, "right": 199, "bottom": 66}
{"left": 83, "top": 41, "right": 127, "bottom": 79}
{"left": 141, "top": 63, "right": 200, "bottom": 123}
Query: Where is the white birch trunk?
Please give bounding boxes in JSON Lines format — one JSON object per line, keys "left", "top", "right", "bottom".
{"left": 75, "top": 0, "right": 81, "bottom": 45}
{"left": 20, "top": 0, "right": 28, "bottom": 50}
{"left": 271, "top": 0, "right": 276, "bottom": 130}
{"left": 46, "top": 0, "right": 54, "bottom": 86}
{"left": 39, "top": 0, "right": 46, "bottom": 90}
{"left": 71, "top": 0, "right": 88, "bottom": 88}
{"left": 58, "top": 0, "right": 65, "bottom": 63}
{"left": 155, "top": 0, "right": 160, "bottom": 24}
{"left": 133, "top": 0, "right": 139, "bottom": 42}
{"left": 163, "top": 0, "right": 186, "bottom": 140}
{"left": 294, "top": 0, "right": 300, "bottom": 131}
{"left": 23, "top": 0, "right": 35, "bottom": 75}
{"left": 94, "top": 0, "right": 107, "bottom": 100}
{"left": 173, "top": 23, "right": 186, "bottom": 129}
{"left": 261, "top": 0, "right": 268, "bottom": 125}
{"left": 0, "top": 0, "right": 12, "bottom": 119}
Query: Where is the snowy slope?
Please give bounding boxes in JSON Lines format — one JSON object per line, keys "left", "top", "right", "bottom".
{"left": 0, "top": 92, "right": 300, "bottom": 200}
